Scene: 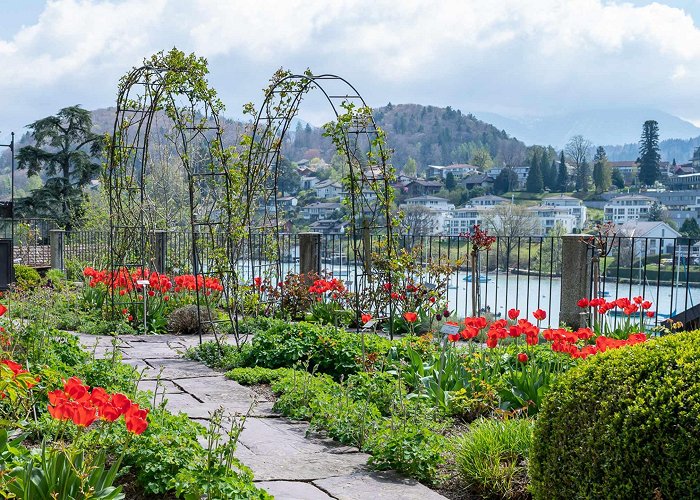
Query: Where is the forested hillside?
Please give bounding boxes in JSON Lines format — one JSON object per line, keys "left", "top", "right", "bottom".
{"left": 282, "top": 103, "right": 528, "bottom": 172}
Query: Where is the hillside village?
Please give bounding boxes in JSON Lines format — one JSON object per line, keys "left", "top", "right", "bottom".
{"left": 266, "top": 143, "right": 700, "bottom": 260}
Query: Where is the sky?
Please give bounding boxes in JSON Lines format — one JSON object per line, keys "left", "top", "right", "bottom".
{"left": 2, "top": 0, "right": 700, "bottom": 143}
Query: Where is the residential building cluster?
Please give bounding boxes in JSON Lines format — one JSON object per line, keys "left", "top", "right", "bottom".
{"left": 272, "top": 148, "right": 700, "bottom": 244}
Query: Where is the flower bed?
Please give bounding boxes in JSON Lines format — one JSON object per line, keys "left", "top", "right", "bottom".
{"left": 0, "top": 297, "right": 269, "bottom": 499}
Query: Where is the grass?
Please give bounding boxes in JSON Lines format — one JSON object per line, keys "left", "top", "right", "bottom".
{"left": 454, "top": 418, "right": 533, "bottom": 498}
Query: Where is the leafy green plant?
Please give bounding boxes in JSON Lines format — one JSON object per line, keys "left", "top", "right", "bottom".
{"left": 392, "top": 345, "right": 487, "bottom": 412}
{"left": 498, "top": 358, "right": 555, "bottom": 417}
{"left": 13, "top": 264, "right": 42, "bottom": 290}
{"left": 1, "top": 438, "right": 124, "bottom": 500}
{"left": 186, "top": 341, "right": 253, "bottom": 370}
{"left": 45, "top": 268, "right": 67, "bottom": 290}
{"left": 454, "top": 417, "right": 533, "bottom": 499}
{"left": 531, "top": 330, "right": 700, "bottom": 499}
{"left": 367, "top": 418, "right": 446, "bottom": 484}
{"left": 226, "top": 366, "right": 292, "bottom": 385}
{"left": 271, "top": 369, "right": 337, "bottom": 420}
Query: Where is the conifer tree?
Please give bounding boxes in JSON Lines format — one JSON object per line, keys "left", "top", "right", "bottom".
{"left": 638, "top": 120, "right": 661, "bottom": 186}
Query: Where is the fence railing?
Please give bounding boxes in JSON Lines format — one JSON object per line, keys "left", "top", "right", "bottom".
{"left": 35, "top": 230, "right": 700, "bottom": 328}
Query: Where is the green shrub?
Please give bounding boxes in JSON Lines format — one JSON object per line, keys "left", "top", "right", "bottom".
{"left": 345, "top": 371, "right": 405, "bottom": 416}
{"left": 367, "top": 418, "right": 446, "bottom": 485}
{"left": 249, "top": 320, "right": 393, "bottom": 378}
{"left": 226, "top": 366, "right": 292, "bottom": 385}
{"left": 270, "top": 369, "right": 337, "bottom": 420}
{"left": 13, "top": 264, "right": 42, "bottom": 290}
{"left": 44, "top": 268, "right": 66, "bottom": 290}
{"left": 530, "top": 331, "right": 700, "bottom": 499}
{"left": 455, "top": 418, "right": 533, "bottom": 498}
{"left": 309, "top": 384, "right": 382, "bottom": 449}
{"left": 186, "top": 341, "right": 253, "bottom": 370}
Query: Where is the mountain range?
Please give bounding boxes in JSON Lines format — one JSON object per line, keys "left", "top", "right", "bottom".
{"left": 477, "top": 108, "right": 700, "bottom": 162}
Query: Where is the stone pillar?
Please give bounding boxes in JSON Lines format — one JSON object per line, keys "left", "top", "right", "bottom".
{"left": 49, "top": 229, "right": 65, "bottom": 271}
{"left": 299, "top": 232, "right": 321, "bottom": 276}
{"left": 559, "top": 234, "right": 591, "bottom": 329}
{"left": 154, "top": 230, "right": 167, "bottom": 273}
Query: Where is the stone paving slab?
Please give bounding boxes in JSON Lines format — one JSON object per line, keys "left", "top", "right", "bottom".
{"left": 255, "top": 480, "right": 334, "bottom": 499}
{"left": 75, "top": 333, "right": 447, "bottom": 499}
{"left": 236, "top": 443, "right": 370, "bottom": 482}
{"left": 313, "top": 471, "right": 447, "bottom": 500}
{"left": 142, "top": 357, "right": 221, "bottom": 379}
{"left": 136, "top": 379, "right": 184, "bottom": 395}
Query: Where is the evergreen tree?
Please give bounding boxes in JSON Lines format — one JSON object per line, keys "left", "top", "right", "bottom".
{"left": 647, "top": 201, "right": 667, "bottom": 222}
{"left": 578, "top": 160, "right": 591, "bottom": 192}
{"left": 638, "top": 120, "right": 661, "bottom": 186}
{"left": 16, "top": 106, "right": 103, "bottom": 230}
{"left": 539, "top": 153, "right": 553, "bottom": 190}
{"left": 680, "top": 218, "right": 700, "bottom": 238}
{"left": 494, "top": 168, "right": 518, "bottom": 194}
{"left": 445, "top": 172, "right": 456, "bottom": 190}
{"left": 557, "top": 151, "right": 569, "bottom": 192}
{"left": 546, "top": 159, "right": 558, "bottom": 190}
{"left": 612, "top": 168, "right": 625, "bottom": 189}
{"left": 592, "top": 146, "right": 612, "bottom": 193}
{"left": 526, "top": 162, "right": 544, "bottom": 193}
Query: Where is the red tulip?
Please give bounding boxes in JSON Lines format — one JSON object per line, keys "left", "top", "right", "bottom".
{"left": 403, "top": 312, "right": 418, "bottom": 323}
{"left": 507, "top": 308, "right": 520, "bottom": 320}
{"left": 361, "top": 313, "right": 372, "bottom": 324}
{"left": 517, "top": 352, "right": 529, "bottom": 363}
{"left": 533, "top": 309, "right": 547, "bottom": 321}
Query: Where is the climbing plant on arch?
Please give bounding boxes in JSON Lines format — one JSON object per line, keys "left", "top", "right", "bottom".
{"left": 107, "top": 48, "right": 238, "bottom": 344}
{"left": 239, "top": 70, "right": 399, "bottom": 331}
{"left": 108, "top": 49, "right": 399, "bottom": 341}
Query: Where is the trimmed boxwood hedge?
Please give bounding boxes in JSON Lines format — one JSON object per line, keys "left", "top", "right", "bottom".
{"left": 530, "top": 331, "right": 700, "bottom": 499}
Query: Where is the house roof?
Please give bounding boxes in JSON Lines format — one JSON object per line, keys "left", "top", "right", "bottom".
{"left": 405, "top": 195, "right": 451, "bottom": 202}
{"left": 314, "top": 179, "right": 343, "bottom": 189}
{"left": 543, "top": 194, "right": 579, "bottom": 201}
{"left": 303, "top": 202, "right": 342, "bottom": 209}
{"left": 617, "top": 221, "right": 680, "bottom": 238}
{"left": 607, "top": 194, "right": 655, "bottom": 202}
{"left": 406, "top": 179, "right": 443, "bottom": 187}
{"left": 463, "top": 174, "right": 493, "bottom": 184}
{"left": 428, "top": 163, "right": 480, "bottom": 172}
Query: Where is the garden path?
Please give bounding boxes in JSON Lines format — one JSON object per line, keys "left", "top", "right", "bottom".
{"left": 77, "top": 333, "right": 447, "bottom": 500}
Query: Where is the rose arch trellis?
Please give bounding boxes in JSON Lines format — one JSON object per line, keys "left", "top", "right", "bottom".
{"left": 108, "top": 52, "right": 398, "bottom": 343}
{"left": 239, "top": 70, "right": 398, "bottom": 332}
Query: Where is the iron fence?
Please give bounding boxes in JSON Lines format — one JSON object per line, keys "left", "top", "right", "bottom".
{"left": 42, "top": 229, "right": 700, "bottom": 327}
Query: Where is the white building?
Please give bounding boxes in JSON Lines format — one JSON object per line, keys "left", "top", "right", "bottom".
{"left": 527, "top": 205, "right": 578, "bottom": 235}
{"left": 448, "top": 207, "right": 487, "bottom": 236}
{"left": 603, "top": 195, "right": 656, "bottom": 224}
{"left": 301, "top": 202, "right": 342, "bottom": 220}
{"left": 542, "top": 194, "right": 587, "bottom": 230}
{"left": 427, "top": 164, "right": 480, "bottom": 179}
{"left": 617, "top": 221, "right": 681, "bottom": 257}
{"left": 314, "top": 179, "right": 346, "bottom": 199}
{"left": 403, "top": 195, "right": 455, "bottom": 212}
{"left": 400, "top": 196, "right": 455, "bottom": 235}
{"left": 300, "top": 176, "right": 319, "bottom": 190}
{"left": 470, "top": 195, "right": 509, "bottom": 207}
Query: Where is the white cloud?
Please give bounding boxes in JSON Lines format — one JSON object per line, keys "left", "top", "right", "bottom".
{"left": 2, "top": 0, "right": 700, "bottom": 137}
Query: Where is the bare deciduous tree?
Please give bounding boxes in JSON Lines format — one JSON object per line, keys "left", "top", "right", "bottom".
{"left": 565, "top": 135, "right": 593, "bottom": 192}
